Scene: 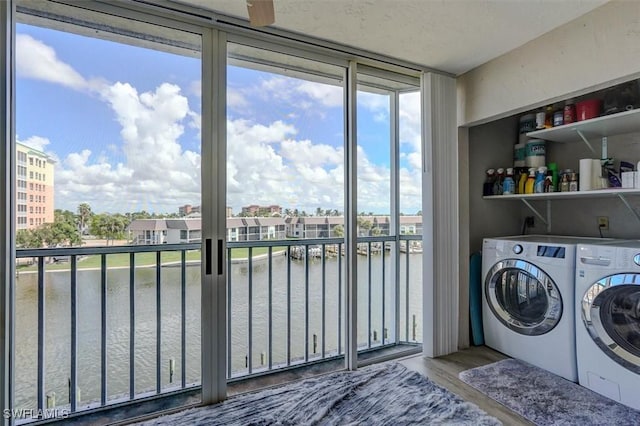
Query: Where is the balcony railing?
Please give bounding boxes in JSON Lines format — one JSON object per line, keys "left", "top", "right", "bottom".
{"left": 13, "top": 235, "right": 422, "bottom": 421}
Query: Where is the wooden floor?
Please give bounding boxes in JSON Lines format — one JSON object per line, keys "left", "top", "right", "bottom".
{"left": 399, "top": 345, "right": 534, "bottom": 425}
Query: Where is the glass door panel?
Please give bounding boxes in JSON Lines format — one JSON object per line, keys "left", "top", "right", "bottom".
{"left": 356, "top": 68, "right": 420, "bottom": 361}
{"left": 226, "top": 41, "right": 346, "bottom": 385}
{"left": 15, "top": 2, "right": 203, "bottom": 418}
{"left": 398, "top": 91, "right": 423, "bottom": 343}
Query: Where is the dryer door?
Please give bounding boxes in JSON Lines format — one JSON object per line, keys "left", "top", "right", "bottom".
{"left": 582, "top": 274, "right": 640, "bottom": 374}
{"left": 485, "top": 259, "right": 562, "bottom": 336}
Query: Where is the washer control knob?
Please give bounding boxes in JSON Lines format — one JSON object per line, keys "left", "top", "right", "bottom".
{"left": 513, "top": 244, "right": 523, "bottom": 255}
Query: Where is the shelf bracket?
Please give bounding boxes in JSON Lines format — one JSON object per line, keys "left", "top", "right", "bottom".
{"left": 575, "top": 129, "right": 597, "bottom": 155}
{"left": 617, "top": 193, "right": 640, "bottom": 224}
{"left": 521, "top": 199, "right": 550, "bottom": 232}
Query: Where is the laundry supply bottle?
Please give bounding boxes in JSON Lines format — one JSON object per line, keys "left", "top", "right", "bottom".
{"left": 559, "top": 171, "right": 570, "bottom": 192}
{"left": 547, "top": 163, "right": 559, "bottom": 192}
{"left": 525, "top": 167, "right": 536, "bottom": 194}
{"left": 493, "top": 168, "right": 505, "bottom": 195}
{"left": 517, "top": 168, "right": 528, "bottom": 194}
{"left": 543, "top": 170, "right": 554, "bottom": 192}
{"left": 503, "top": 168, "right": 515, "bottom": 195}
{"left": 483, "top": 169, "right": 496, "bottom": 196}
{"left": 534, "top": 166, "right": 547, "bottom": 193}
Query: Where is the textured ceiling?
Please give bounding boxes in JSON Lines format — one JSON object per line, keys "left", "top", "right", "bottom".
{"left": 173, "top": 0, "right": 609, "bottom": 75}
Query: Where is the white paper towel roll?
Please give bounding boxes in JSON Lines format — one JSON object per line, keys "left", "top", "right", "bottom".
{"left": 579, "top": 159, "right": 593, "bottom": 191}
{"left": 592, "top": 159, "right": 602, "bottom": 189}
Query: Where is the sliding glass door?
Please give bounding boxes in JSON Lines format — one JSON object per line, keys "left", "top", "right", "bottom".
{"left": 3, "top": 2, "right": 428, "bottom": 424}
{"left": 12, "top": 1, "right": 215, "bottom": 420}
{"left": 355, "top": 67, "right": 422, "bottom": 362}
{"left": 225, "top": 40, "right": 347, "bottom": 381}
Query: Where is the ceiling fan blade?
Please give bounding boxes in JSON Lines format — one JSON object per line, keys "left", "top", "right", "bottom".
{"left": 247, "top": 0, "right": 275, "bottom": 27}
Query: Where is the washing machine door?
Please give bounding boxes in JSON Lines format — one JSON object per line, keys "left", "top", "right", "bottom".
{"left": 582, "top": 273, "right": 640, "bottom": 374}
{"left": 485, "top": 259, "right": 562, "bottom": 336}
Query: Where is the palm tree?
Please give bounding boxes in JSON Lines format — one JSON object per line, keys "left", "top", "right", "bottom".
{"left": 77, "top": 203, "right": 92, "bottom": 235}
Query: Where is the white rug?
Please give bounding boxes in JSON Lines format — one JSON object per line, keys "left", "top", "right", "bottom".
{"left": 137, "top": 362, "right": 501, "bottom": 425}
{"left": 459, "top": 358, "right": 640, "bottom": 426}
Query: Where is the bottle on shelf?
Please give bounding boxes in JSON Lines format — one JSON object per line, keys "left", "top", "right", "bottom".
{"left": 494, "top": 168, "right": 505, "bottom": 195}
{"left": 483, "top": 169, "right": 496, "bottom": 196}
{"left": 553, "top": 107, "right": 564, "bottom": 127}
{"left": 569, "top": 172, "right": 579, "bottom": 191}
{"left": 518, "top": 167, "right": 529, "bottom": 194}
{"left": 534, "top": 166, "right": 547, "bottom": 193}
{"left": 525, "top": 167, "right": 536, "bottom": 194}
{"left": 563, "top": 100, "right": 576, "bottom": 124}
{"left": 548, "top": 162, "right": 559, "bottom": 192}
{"left": 544, "top": 170, "right": 554, "bottom": 192}
{"left": 503, "top": 168, "right": 515, "bottom": 195}
{"left": 544, "top": 105, "right": 554, "bottom": 129}
{"left": 535, "top": 110, "right": 546, "bottom": 130}
{"left": 559, "top": 170, "right": 570, "bottom": 192}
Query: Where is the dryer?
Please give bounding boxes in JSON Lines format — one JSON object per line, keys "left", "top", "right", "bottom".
{"left": 482, "top": 235, "right": 613, "bottom": 382}
{"left": 575, "top": 241, "right": 640, "bottom": 410}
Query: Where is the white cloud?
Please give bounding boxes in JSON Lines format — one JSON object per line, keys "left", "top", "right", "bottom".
{"left": 279, "top": 139, "right": 342, "bottom": 168}
{"left": 296, "top": 81, "right": 343, "bottom": 108}
{"left": 16, "top": 34, "right": 89, "bottom": 91}
{"left": 18, "top": 34, "right": 423, "bottom": 215}
{"left": 228, "top": 88, "right": 248, "bottom": 109}
{"left": 51, "top": 82, "right": 201, "bottom": 212}
{"left": 17, "top": 135, "right": 50, "bottom": 153}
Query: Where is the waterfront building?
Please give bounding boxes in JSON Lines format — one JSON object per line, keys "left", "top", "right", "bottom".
{"left": 16, "top": 142, "right": 55, "bottom": 230}
{"left": 241, "top": 204, "right": 282, "bottom": 216}
{"left": 128, "top": 216, "right": 422, "bottom": 244}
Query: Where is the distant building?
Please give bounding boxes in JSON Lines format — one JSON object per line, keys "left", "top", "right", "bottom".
{"left": 16, "top": 142, "right": 55, "bottom": 230}
{"left": 285, "top": 216, "right": 345, "bottom": 238}
{"left": 178, "top": 204, "right": 201, "bottom": 216}
{"left": 127, "top": 215, "right": 422, "bottom": 245}
{"left": 178, "top": 204, "right": 193, "bottom": 216}
{"left": 127, "top": 218, "right": 202, "bottom": 245}
{"left": 179, "top": 205, "right": 232, "bottom": 217}
{"left": 241, "top": 204, "right": 282, "bottom": 216}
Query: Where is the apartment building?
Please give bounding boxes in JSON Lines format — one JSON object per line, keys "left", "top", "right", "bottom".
{"left": 16, "top": 142, "right": 55, "bottom": 230}
{"left": 240, "top": 204, "right": 282, "bottom": 216}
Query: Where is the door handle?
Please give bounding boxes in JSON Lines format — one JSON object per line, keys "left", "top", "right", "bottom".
{"left": 205, "top": 238, "right": 212, "bottom": 275}
{"left": 218, "top": 239, "right": 223, "bottom": 275}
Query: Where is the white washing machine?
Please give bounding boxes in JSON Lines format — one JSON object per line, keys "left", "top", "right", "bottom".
{"left": 575, "top": 241, "right": 640, "bottom": 410}
{"left": 482, "top": 235, "right": 614, "bottom": 382}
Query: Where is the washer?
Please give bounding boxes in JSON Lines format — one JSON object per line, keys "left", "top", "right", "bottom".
{"left": 575, "top": 241, "right": 640, "bottom": 410}
{"left": 482, "top": 235, "right": 614, "bottom": 382}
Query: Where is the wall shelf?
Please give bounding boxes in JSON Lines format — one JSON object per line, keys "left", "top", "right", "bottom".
{"left": 484, "top": 189, "right": 640, "bottom": 232}
{"left": 526, "top": 108, "right": 640, "bottom": 143}
{"left": 483, "top": 188, "right": 640, "bottom": 201}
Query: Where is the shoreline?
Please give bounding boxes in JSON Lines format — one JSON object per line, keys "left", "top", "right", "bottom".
{"left": 15, "top": 249, "right": 288, "bottom": 275}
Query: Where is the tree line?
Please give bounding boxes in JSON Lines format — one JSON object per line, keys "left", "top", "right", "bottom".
{"left": 16, "top": 203, "right": 179, "bottom": 249}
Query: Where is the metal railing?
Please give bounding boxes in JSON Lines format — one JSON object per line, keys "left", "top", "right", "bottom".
{"left": 14, "top": 234, "right": 422, "bottom": 419}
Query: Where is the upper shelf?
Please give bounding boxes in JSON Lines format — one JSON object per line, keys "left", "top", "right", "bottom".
{"left": 525, "top": 108, "right": 640, "bottom": 143}
{"left": 483, "top": 188, "right": 640, "bottom": 201}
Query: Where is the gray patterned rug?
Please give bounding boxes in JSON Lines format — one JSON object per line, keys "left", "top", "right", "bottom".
{"left": 137, "top": 362, "right": 501, "bottom": 425}
{"left": 459, "top": 358, "right": 640, "bottom": 426}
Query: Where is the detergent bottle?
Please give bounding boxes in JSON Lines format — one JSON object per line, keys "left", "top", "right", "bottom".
{"left": 534, "top": 166, "right": 547, "bottom": 193}
{"left": 503, "top": 168, "right": 515, "bottom": 195}
{"left": 525, "top": 167, "right": 536, "bottom": 194}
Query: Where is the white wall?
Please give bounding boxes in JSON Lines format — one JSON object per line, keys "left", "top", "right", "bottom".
{"left": 458, "top": 0, "right": 640, "bottom": 126}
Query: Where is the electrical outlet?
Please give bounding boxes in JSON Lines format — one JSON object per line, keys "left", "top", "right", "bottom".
{"left": 598, "top": 216, "right": 609, "bottom": 230}
{"left": 525, "top": 216, "right": 535, "bottom": 227}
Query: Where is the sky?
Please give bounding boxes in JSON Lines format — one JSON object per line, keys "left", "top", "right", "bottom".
{"left": 16, "top": 22, "right": 422, "bottom": 216}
